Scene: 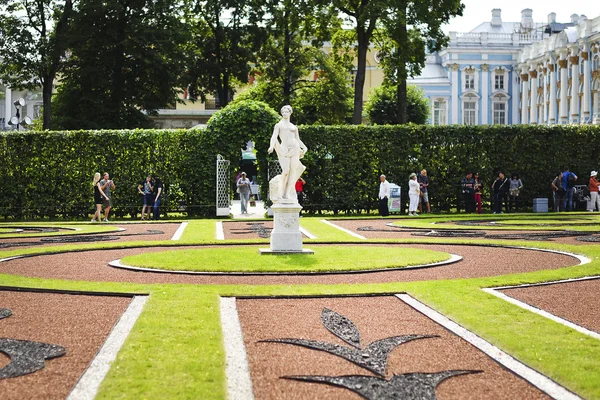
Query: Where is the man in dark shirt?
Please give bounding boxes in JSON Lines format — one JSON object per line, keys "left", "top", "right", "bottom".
{"left": 461, "top": 172, "right": 476, "bottom": 213}
{"left": 153, "top": 177, "right": 163, "bottom": 220}
{"left": 492, "top": 172, "right": 509, "bottom": 214}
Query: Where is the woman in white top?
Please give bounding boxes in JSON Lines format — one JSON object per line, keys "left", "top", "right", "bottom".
{"left": 408, "top": 172, "right": 420, "bottom": 216}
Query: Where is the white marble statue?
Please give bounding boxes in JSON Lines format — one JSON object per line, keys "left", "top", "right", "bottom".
{"left": 268, "top": 105, "right": 307, "bottom": 203}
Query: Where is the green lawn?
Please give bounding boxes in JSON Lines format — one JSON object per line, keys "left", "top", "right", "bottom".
{"left": 0, "top": 215, "right": 599, "bottom": 399}
{"left": 119, "top": 246, "right": 451, "bottom": 273}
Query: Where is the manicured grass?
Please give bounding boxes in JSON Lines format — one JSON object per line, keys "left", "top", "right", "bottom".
{"left": 120, "top": 246, "right": 451, "bottom": 273}
{"left": 1, "top": 215, "right": 600, "bottom": 398}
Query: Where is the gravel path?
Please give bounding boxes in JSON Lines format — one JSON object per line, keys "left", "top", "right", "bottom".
{"left": 0, "top": 244, "right": 577, "bottom": 286}
{"left": 0, "top": 290, "right": 131, "bottom": 399}
{"left": 237, "top": 296, "right": 550, "bottom": 400}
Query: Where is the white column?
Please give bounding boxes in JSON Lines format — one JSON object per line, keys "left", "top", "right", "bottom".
{"left": 549, "top": 63, "right": 557, "bottom": 124}
{"left": 559, "top": 56, "right": 568, "bottom": 124}
{"left": 451, "top": 64, "right": 459, "bottom": 124}
{"left": 511, "top": 70, "right": 520, "bottom": 124}
{"left": 481, "top": 64, "right": 489, "bottom": 124}
{"left": 570, "top": 54, "right": 580, "bottom": 124}
{"left": 582, "top": 51, "right": 591, "bottom": 122}
{"left": 4, "top": 87, "right": 11, "bottom": 122}
{"left": 542, "top": 67, "right": 548, "bottom": 124}
{"left": 529, "top": 69, "right": 538, "bottom": 124}
{"left": 594, "top": 92, "right": 600, "bottom": 124}
{"left": 521, "top": 71, "right": 529, "bottom": 124}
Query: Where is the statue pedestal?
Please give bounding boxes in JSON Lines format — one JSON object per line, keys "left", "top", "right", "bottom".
{"left": 259, "top": 201, "right": 313, "bottom": 255}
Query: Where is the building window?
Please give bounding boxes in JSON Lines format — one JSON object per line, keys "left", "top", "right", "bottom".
{"left": 433, "top": 100, "right": 447, "bottom": 125}
{"left": 493, "top": 102, "right": 507, "bottom": 124}
{"left": 463, "top": 101, "right": 476, "bottom": 125}
{"left": 465, "top": 74, "right": 475, "bottom": 90}
{"left": 494, "top": 74, "right": 505, "bottom": 90}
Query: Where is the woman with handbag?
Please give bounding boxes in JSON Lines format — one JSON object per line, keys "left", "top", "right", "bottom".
{"left": 507, "top": 173, "right": 523, "bottom": 212}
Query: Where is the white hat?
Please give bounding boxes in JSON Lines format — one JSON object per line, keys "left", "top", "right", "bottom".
{"left": 591, "top": 171, "right": 597, "bottom": 177}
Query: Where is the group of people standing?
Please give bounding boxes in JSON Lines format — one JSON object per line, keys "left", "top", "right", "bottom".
{"left": 379, "top": 170, "right": 431, "bottom": 217}
{"left": 137, "top": 175, "right": 163, "bottom": 220}
{"left": 91, "top": 172, "right": 163, "bottom": 222}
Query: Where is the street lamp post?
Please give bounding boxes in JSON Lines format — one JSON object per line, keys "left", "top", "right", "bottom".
{"left": 8, "top": 98, "right": 31, "bottom": 130}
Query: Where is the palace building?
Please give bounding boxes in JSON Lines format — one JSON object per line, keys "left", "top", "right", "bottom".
{"left": 409, "top": 9, "right": 600, "bottom": 125}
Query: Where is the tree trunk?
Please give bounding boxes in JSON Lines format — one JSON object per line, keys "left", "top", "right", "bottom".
{"left": 42, "top": 77, "right": 53, "bottom": 130}
{"left": 396, "top": 9, "right": 408, "bottom": 124}
{"left": 352, "top": 30, "right": 368, "bottom": 124}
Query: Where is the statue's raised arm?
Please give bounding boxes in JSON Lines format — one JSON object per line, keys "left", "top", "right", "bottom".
{"left": 268, "top": 105, "right": 307, "bottom": 203}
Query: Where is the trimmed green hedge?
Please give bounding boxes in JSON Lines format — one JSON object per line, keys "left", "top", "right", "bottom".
{"left": 2, "top": 116, "right": 600, "bottom": 218}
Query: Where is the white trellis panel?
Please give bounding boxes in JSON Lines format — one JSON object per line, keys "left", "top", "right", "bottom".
{"left": 216, "top": 154, "right": 231, "bottom": 217}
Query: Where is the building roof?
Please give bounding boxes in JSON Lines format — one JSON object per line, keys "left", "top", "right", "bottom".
{"left": 470, "top": 21, "right": 547, "bottom": 34}
{"left": 407, "top": 54, "right": 449, "bottom": 85}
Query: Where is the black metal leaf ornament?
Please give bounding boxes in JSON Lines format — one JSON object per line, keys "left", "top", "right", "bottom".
{"left": 0, "top": 308, "right": 12, "bottom": 320}
{"left": 321, "top": 308, "right": 361, "bottom": 349}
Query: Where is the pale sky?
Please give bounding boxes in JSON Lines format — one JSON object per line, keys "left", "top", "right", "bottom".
{"left": 442, "top": 0, "right": 600, "bottom": 33}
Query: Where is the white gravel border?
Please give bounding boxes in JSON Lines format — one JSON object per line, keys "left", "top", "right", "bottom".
{"left": 483, "top": 275, "right": 600, "bottom": 341}
{"left": 67, "top": 295, "right": 148, "bottom": 400}
{"left": 396, "top": 293, "right": 582, "bottom": 400}
{"left": 216, "top": 221, "right": 225, "bottom": 240}
{"left": 320, "top": 219, "right": 367, "bottom": 240}
{"left": 171, "top": 222, "right": 188, "bottom": 241}
{"left": 219, "top": 297, "right": 255, "bottom": 400}
{"left": 299, "top": 226, "right": 317, "bottom": 239}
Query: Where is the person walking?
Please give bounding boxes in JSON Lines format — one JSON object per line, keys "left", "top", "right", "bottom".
{"left": 378, "top": 174, "right": 390, "bottom": 217}
{"left": 237, "top": 172, "right": 251, "bottom": 214}
{"left": 91, "top": 172, "right": 109, "bottom": 222}
{"left": 153, "top": 176, "right": 163, "bottom": 220}
{"left": 492, "top": 171, "right": 509, "bottom": 214}
{"left": 138, "top": 174, "right": 154, "bottom": 220}
{"left": 589, "top": 171, "right": 600, "bottom": 211}
{"left": 99, "top": 172, "right": 116, "bottom": 222}
{"left": 417, "top": 169, "right": 430, "bottom": 214}
{"left": 408, "top": 173, "right": 420, "bottom": 216}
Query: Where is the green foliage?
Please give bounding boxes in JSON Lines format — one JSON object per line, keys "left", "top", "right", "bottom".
{"left": 3, "top": 124, "right": 600, "bottom": 219}
{"left": 0, "top": 0, "right": 75, "bottom": 129}
{"left": 51, "top": 0, "right": 189, "bottom": 129}
{"left": 364, "top": 84, "right": 429, "bottom": 124}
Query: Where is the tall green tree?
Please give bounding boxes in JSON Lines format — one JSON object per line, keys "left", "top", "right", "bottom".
{"left": 51, "top": 0, "right": 189, "bottom": 129}
{"left": 378, "top": 0, "right": 463, "bottom": 123}
{"left": 331, "top": 0, "right": 388, "bottom": 124}
{"left": 185, "top": 0, "right": 264, "bottom": 109}
{"left": 0, "top": 0, "right": 75, "bottom": 129}
{"left": 364, "top": 84, "right": 429, "bottom": 124}
{"left": 255, "top": 0, "right": 340, "bottom": 106}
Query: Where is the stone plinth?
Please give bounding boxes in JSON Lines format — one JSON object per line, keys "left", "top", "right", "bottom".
{"left": 259, "top": 201, "right": 313, "bottom": 255}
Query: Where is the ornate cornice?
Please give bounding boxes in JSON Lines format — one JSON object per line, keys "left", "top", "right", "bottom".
{"left": 494, "top": 67, "right": 505, "bottom": 74}
{"left": 558, "top": 59, "right": 568, "bottom": 69}
{"left": 520, "top": 73, "right": 529, "bottom": 81}
{"left": 581, "top": 52, "right": 589, "bottom": 61}
{"left": 464, "top": 67, "right": 476, "bottom": 74}
{"left": 529, "top": 70, "right": 538, "bottom": 78}
{"left": 569, "top": 56, "right": 579, "bottom": 65}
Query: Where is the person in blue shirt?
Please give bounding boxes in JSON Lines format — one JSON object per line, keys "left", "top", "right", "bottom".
{"left": 561, "top": 167, "right": 578, "bottom": 212}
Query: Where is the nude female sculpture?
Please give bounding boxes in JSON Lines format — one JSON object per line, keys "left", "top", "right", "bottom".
{"left": 268, "top": 105, "right": 308, "bottom": 203}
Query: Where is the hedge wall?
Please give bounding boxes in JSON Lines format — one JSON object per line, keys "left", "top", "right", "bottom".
{"left": 2, "top": 109, "right": 600, "bottom": 219}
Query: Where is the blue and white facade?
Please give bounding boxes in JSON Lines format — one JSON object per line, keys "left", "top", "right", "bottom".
{"left": 410, "top": 9, "right": 600, "bottom": 125}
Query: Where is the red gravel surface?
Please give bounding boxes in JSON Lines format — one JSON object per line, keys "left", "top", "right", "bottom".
{"left": 500, "top": 278, "right": 600, "bottom": 334}
{"left": 0, "top": 223, "right": 181, "bottom": 250}
{"left": 0, "top": 244, "right": 578, "bottom": 286}
{"left": 236, "top": 296, "right": 550, "bottom": 399}
{"left": 0, "top": 290, "right": 132, "bottom": 399}
{"left": 329, "top": 219, "right": 592, "bottom": 244}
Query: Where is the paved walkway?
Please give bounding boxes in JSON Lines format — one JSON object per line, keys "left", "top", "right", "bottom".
{"left": 231, "top": 199, "right": 268, "bottom": 219}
